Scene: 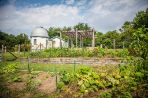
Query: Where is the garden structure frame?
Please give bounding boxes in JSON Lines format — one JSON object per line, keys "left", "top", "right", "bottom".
{"left": 60, "top": 28, "right": 96, "bottom": 48}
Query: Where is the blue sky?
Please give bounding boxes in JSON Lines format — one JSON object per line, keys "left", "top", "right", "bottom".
{"left": 0, "top": 0, "right": 148, "bottom": 35}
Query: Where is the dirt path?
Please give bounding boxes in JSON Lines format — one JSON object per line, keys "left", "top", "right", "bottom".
{"left": 36, "top": 72, "right": 57, "bottom": 94}
{"left": 1, "top": 71, "right": 57, "bottom": 98}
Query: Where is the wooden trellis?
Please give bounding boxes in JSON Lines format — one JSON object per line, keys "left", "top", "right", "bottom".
{"left": 60, "top": 29, "right": 95, "bottom": 48}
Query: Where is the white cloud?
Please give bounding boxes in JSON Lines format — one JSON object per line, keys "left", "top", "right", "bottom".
{"left": 0, "top": 4, "right": 83, "bottom": 35}
{"left": 0, "top": 0, "right": 147, "bottom": 35}
{"left": 65, "top": 0, "right": 75, "bottom": 5}
{"left": 83, "top": 0, "right": 148, "bottom": 32}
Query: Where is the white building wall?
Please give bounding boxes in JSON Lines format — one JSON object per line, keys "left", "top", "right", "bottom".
{"left": 52, "top": 38, "right": 60, "bottom": 48}
{"left": 48, "top": 41, "right": 53, "bottom": 48}
{"left": 31, "top": 37, "right": 48, "bottom": 51}
{"left": 31, "top": 37, "right": 68, "bottom": 51}
{"left": 52, "top": 38, "right": 68, "bottom": 48}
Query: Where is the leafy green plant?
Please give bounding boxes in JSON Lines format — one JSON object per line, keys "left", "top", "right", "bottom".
{"left": 100, "top": 91, "right": 112, "bottom": 98}
{"left": 1, "top": 63, "right": 18, "bottom": 74}
{"left": 12, "top": 76, "right": 22, "bottom": 82}
{"left": 29, "top": 48, "right": 128, "bottom": 58}
{"left": 26, "top": 77, "right": 41, "bottom": 92}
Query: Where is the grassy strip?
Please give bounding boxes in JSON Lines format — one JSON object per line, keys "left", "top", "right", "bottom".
{"left": 3, "top": 61, "right": 88, "bottom": 73}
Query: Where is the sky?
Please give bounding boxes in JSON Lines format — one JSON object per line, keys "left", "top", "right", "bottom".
{"left": 0, "top": 0, "right": 148, "bottom": 35}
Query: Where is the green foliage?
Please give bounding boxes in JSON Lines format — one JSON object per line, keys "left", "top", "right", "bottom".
{"left": 60, "top": 71, "right": 76, "bottom": 84}
{"left": 12, "top": 76, "right": 22, "bottom": 82}
{"left": 0, "top": 32, "right": 30, "bottom": 51}
{"left": 57, "top": 81, "right": 65, "bottom": 90}
{"left": 133, "top": 8, "right": 148, "bottom": 29}
{"left": 26, "top": 75, "right": 41, "bottom": 92}
{"left": 74, "top": 23, "right": 91, "bottom": 30}
{"left": 57, "top": 59, "right": 147, "bottom": 98}
{"left": 30, "top": 48, "right": 129, "bottom": 58}
{"left": 131, "top": 27, "right": 148, "bottom": 60}
{"left": 100, "top": 91, "right": 112, "bottom": 98}
{"left": 0, "top": 63, "right": 18, "bottom": 74}
{"left": 119, "top": 8, "right": 148, "bottom": 50}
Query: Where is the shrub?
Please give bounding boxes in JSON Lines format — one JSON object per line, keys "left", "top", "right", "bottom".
{"left": 1, "top": 63, "right": 18, "bottom": 74}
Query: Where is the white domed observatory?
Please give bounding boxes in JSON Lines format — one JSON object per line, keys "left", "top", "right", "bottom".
{"left": 30, "top": 27, "right": 68, "bottom": 51}
{"left": 30, "top": 27, "right": 49, "bottom": 51}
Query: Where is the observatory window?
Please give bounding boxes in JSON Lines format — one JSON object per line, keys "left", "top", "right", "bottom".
{"left": 34, "top": 39, "right": 37, "bottom": 45}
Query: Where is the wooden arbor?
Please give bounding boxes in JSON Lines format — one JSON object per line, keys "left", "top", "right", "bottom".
{"left": 60, "top": 28, "right": 95, "bottom": 48}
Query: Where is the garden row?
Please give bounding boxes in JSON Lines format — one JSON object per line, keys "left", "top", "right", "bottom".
{"left": 29, "top": 48, "right": 129, "bottom": 58}
{"left": 0, "top": 62, "right": 86, "bottom": 98}
{"left": 56, "top": 57, "right": 148, "bottom": 98}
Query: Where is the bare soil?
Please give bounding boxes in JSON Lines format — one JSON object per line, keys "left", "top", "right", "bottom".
{"left": 0, "top": 71, "right": 57, "bottom": 98}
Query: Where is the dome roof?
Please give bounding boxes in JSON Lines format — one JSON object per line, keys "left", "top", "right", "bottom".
{"left": 31, "top": 27, "right": 48, "bottom": 38}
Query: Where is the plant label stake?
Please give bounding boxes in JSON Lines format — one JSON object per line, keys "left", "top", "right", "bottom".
{"left": 27, "top": 56, "right": 31, "bottom": 73}
{"left": 74, "top": 60, "right": 76, "bottom": 72}
{"left": 54, "top": 67, "right": 58, "bottom": 91}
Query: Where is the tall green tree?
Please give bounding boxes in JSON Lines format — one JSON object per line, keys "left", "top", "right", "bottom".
{"left": 74, "top": 23, "right": 91, "bottom": 30}
{"left": 101, "top": 30, "right": 121, "bottom": 48}
{"left": 131, "top": 27, "right": 148, "bottom": 60}
{"left": 16, "top": 33, "right": 30, "bottom": 44}
{"left": 133, "top": 8, "right": 148, "bottom": 29}
{"left": 47, "top": 27, "right": 61, "bottom": 38}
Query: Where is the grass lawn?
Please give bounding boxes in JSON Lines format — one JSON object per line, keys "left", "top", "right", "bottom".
{"left": 7, "top": 61, "right": 89, "bottom": 73}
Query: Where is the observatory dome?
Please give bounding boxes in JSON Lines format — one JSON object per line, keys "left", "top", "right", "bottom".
{"left": 31, "top": 27, "right": 48, "bottom": 38}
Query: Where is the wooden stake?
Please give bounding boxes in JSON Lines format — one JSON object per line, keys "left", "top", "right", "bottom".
{"left": 2, "top": 45, "right": 4, "bottom": 53}
{"left": 4, "top": 46, "right": 6, "bottom": 53}
{"left": 40, "top": 43, "right": 41, "bottom": 51}
{"left": 113, "top": 39, "right": 116, "bottom": 50}
{"left": 18, "top": 44, "right": 20, "bottom": 54}
{"left": 81, "top": 37, "right": 83, "bottom": 48}
{"left": 92, "top": 29, "right": 95, "bottom": 48}
{"left": 75, "top": 28, "right": 78, "bottom": 48}
{"left": 27, "top": 56, "right": 31, "bottom": 73}
{"left": 123, "top": 42, "right": 124, "bottom": 49}
{"left": 60, "top": 31, "right": 62, "bottom": 48}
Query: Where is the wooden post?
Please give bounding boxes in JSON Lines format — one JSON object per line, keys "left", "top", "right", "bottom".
{"left": 123, "top": 42, "right": 124, "bottom": 49}
{"left": 54, "top": 67, "right": 58, "bottom": 91}
{"left": 100, "top": 44, "right": 102, "bottom": 48}
{"left": 68, "top": 39, "right": 70, "bottom": 48}
{"left": 4, "top": 46, "right": 6, "bottom": 53}
{"left": 74, "top": 60, "right": 76, "bottom": 72}
{"left": 60, "top": 32, "right": 62, "bottom": 48}
{"left": 80, "top": 36, "right": 82, "bottom": 48}
{"left": 82, "top": 38, "right": 84, "bottom": 48}
{"left": 92, "top": 29, "right": 95, "bottom": 48}
{"left": 27, "top": 56, "right": 31, "bottom": 73}
{"left": 71, "top": 39, "right": 73, "bottom": 48}
{"left": 46, "top": 39, "right": 48, "bottom": 49}
{"left": 113, "top": 39, "right": 116, "bottom": 50}
{"left": 18, "top": 44, "right": 20, "bottom": 54}
{"left": 75, "top": 28, "right": 78, "bottom": 48}
{"left": 24, "top": 44, "right": 25, "bottom": 56}
{"left": 1, "top": 45, "right": 4, "bottom": 62}
{"left": 2, "top": 45, "right": 4, "bottom": 53}
{"left": 40, "top": 43, "right": 41, "bottom": 51}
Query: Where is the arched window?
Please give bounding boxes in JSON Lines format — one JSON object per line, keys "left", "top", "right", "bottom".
{"left": 34, "top": 39, "right": 37, "bottom": 45}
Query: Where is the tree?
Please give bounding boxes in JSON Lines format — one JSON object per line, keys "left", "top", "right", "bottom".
{"left": 133, "top": 8, "right": 148, "bottom": 29}
{"left": 0, "top": 31, "right": 17, "bottom": 50}
{"left": 16, "top": 33, "right": 30, "bottom": 45}
{"left": 131, "top": 27, "right": 148, "bottom": 60}
{"left": 119, "top": 8, "right": 148, "bottom": 48}
{"left": 120, "top": 21, "right": 135, "bottom": 48}
{"left": 74, "top": 23, "right": 91, "bottom": 30}
{"left": 101, "top": 30, "right": 122, "bottom": 48}
{"left": 95, "top": 32, "right": 103, "bottom": 46}
{"left": 47, "top": 27, "right": 61, "bottom": 37}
